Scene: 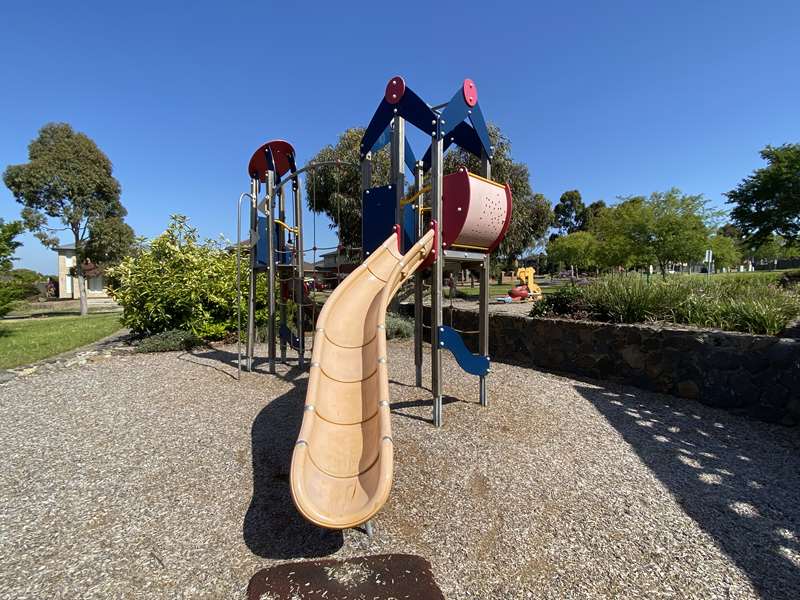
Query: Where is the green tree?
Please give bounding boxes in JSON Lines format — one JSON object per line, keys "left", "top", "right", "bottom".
{"left": 547, "top": 230, "right": 598, "bottom": 273}
{"left": 747, "top": 234, "right": 799, "bottom": 263}
{"left": 554, "top": 189, "right": 585, "bottom": 234}
{"left": 83, "top": 216, "right": 136, "bottom": 269}
{"left": 3, "top": 123, "right": 130, "bottom": 315}
{"left": 580, "top": 200, "right": 607, "bottom": 231}
{"left": 304, "top": 128, "right": 390, "bottom": 252}
{"left": 727, "top": 143, "right": 800, "bottom": 248}
{"left": 592, "top": 189, "right": 709, "bottom": 277}
{"left": 591, "top": 198, "right": 648, "bottom": 270}
{"left": 0, "top": 219, "right": 24, "bottom": 272}
{"left": 709, "top": 234, "right": 742, "bottom": 270}
{"left": 305, "top": 124, "right": 552, "bottom": 266}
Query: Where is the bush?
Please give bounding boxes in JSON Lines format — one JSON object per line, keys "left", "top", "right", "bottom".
{"left": 385, "top": 313, "right": 413, "bottom": 339}
{"left": 107, "top": 215, "right": 269, "bottom": 339}
{"left": 529, "top": 285, "right": 591, "bottom": 318}
{"left": 530, "top": 273, "right": 800, "bottom": 335}
{"left": 136, "top": 329, "right": 203, "bottom": 353}
{"left": 0, "top": 269, "right": 42, "bottom": 317}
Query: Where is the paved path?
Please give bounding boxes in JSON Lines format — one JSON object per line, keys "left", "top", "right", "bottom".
{"left": 1, "top": 341, "right": 798, "bottom": 598}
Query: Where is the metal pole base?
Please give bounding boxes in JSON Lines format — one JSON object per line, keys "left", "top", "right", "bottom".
{"left": 433, "top": 396, "right": 443, "bottom": 427}
{"left": 364, "top": 520, "right": 374, "bottom": 537}
{"left": 479, "top": 376, "right": 487, "bottom": 407}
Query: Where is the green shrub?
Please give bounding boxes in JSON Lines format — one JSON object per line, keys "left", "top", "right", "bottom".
{"left": 530, "top": 273, "right": 800, "bottom": 335}
{"left": 0, "top": 270, "right": 42, "bottom": 317}
{"left": 385, "top": 313, "right": 413, "bottom": 339}
{"left": 107, "top": 215, "right": 269, "bottom": 339}
{"left": 136, "top": 329, "right": 203, "bottom": 353}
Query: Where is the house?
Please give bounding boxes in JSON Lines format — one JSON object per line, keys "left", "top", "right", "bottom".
{"left": 56, "top": 243, "right": 109, "bottom": 299}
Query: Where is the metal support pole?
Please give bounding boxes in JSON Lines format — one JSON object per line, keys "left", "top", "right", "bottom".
{"left": 246, "top": 178, "right": 258, "bottom": 372}
{"left": 364, "top": 519, "right": 374, "bottom": 537}
{"left": 413, "top": 161, "right": 424, "bottom": 388}
{"left": 294, "top": 182, "right": 305, "bottom": 368}
{"left": 278, "top": 187, "right": 287, "bottom": 362}
{"left": 479, "top": 153, "right": 491, "bottom": 407}
{"left": 431, "top": 131, "right": 444, "bottom": 427}
{"left": 390, "top": 117, "right": 405, "bottom": 313}
{"left": 391, "top": 116, "right": 405, "bottom": 228}
{"left": 360, "top": 153, "right": 372, "bottom": 264}
{"left": 267, "top": 171, "right": 276, "bottom": 374}
{"left": 236, "top": 191, "right": 251, "bottom": 380}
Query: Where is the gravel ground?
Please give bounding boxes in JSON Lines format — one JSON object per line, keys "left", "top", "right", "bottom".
{"left": 1, "top": 340, "right": 799, "bottom": 599}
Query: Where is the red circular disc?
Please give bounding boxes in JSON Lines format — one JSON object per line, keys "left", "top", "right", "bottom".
{"left": 248, "top": 140, "right": 296, "bottom": 182}
{"left": 385, "top": 76, "right": 406, "bottom": 104}
{"left": 462, "top": 79, "right": 478, "bottom": 107}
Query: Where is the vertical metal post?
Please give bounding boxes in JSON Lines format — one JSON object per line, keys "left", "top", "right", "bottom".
{"left": 391, "top": 116, "right": 405, "bottom": 228}
{"left": 294, "top": 181, "right": 305, "bottom": 368}
{"left": 479, "top": 153, "right": 491, "bottom": 407}
{"left": 278, "top": 187, "right": 287, "bottom": 362}
{"left": 246, "top": 178, "right": 258, "bottom": 372}
{"left": 431, "top": 130, "right": 444, "bottom": 427}
{"left": 413, "top": 161, "right": 424, "bottom": 388}
{"left": 267, "top": 170, "right": 276, "bottom": 374}
{"left": 360, "top": 152, "right": 372, "bottom": 265}
{"left": 236, "top": 191, "right": 250, "bottom": 380}
{"left": 390, "top": 117, "right": 405, "bottom": 313}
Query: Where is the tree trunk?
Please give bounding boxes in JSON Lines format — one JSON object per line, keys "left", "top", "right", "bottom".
{"left": 74, "top": 231, "right": 88, "bottom": 316}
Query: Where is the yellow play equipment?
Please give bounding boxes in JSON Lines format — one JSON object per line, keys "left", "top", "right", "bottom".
{"left": 508, "top": 267, "right": 542, "bottom": 301}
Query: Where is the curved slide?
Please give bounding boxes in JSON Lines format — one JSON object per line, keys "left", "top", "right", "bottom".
{"left": 290, "top": 228, "right": 435, "bottom": 529}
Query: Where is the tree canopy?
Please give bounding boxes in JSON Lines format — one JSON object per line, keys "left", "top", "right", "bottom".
{"left": 709, "top": 234, "right": 741, "bottom": 270}
{"left": 727, "top": 143, "right": 800, "bottom": 248}
{"left": 305, "top": 124, "right": 552, "bottom": 266}
{"left": 590, "top": 189, "right": 710, "bottom": 276}
{"left": 554, "top": 190, "right": 585, "bottom": 234}
{"left": 546, "top": 231, "right": 598, "bottom": 272}
{"left": 0, "top": 219, "right": 24, "bottom": 272}
{"left": 3, "top": 123, "right": 132, "bottom": 314}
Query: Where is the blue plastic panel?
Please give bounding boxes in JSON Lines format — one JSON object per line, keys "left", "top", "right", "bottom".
{"left": 397, "top": 86, "right": 438, "bottom": 134}
{"left": 361, "top": 100, "right": 394, "bottom": 157}
{"left": 402, "top": 203, "right": 417, "bottom": 252}
{"left": 362, "top": 184, "right": 396, "bottom": 257}
{"left": 256, "top": 216, "right": 268, "bottom": 267}
{"left": 438, "top": 87, "right": 470, "bottom": 139}
{"left": 421, "top": 121, "right": 485, "bottom": 172}
{"left": 275, "top": 224, "right": 292, "bottom": 265}
{"left": 404, "top": 137, "right": 417, "bottom": 174}
{"left": 438, "top": 325, "right": 490, "bottom": 376}
{"left": 371, "top": 125, "right": 392, "bottom": 153}
{"left": 468, "top": 102, "right": 493, "bottom": 159}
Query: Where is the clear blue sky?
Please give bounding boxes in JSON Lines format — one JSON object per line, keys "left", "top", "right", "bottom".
{"left": 2, "top": 1, "right": 798, "bottom": 274}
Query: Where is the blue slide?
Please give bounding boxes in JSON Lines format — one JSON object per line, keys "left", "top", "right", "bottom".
{"left": 438, "top": 326, "right": 490, "bottom": 377}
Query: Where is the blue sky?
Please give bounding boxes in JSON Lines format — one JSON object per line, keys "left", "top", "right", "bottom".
{"left": 2, "top": 1, "right": 798, "bottom": 274}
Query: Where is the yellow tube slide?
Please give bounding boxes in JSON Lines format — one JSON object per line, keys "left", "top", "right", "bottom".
{"left": 290, "top": 229, "right": 435, "bottom": 529}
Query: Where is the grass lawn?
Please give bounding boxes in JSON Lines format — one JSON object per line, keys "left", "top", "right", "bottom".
{"left": 0, "top": 313, "right": 123, "bottom": 370}
{"left": 6, "top": 299, "right": 121, "bottom": 318}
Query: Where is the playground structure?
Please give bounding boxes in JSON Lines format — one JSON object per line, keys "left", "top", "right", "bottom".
{"left": 507, "top": 266, "right": 543, "bottom": 301}
{"left": 237, "top": 76, "right": 511, "bottom": 529}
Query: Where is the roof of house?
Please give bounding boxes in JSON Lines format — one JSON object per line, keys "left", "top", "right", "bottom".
{"left": 56, "top": 243, "right": 76, "bottom": 251}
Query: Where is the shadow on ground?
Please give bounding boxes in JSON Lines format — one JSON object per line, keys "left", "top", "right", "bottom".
{"left": 577, "top": 384, "right": 800, "bottom": 600}
{"left": 242, "top": 363, "right": 344, "bottom": 559}
{"left": 247, "top": 554, "right": 445, "bottom": 599}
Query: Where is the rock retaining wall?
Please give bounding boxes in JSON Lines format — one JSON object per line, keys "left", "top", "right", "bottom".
{"left": 400, "top": 304, "right": 800, "bottom": 425}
